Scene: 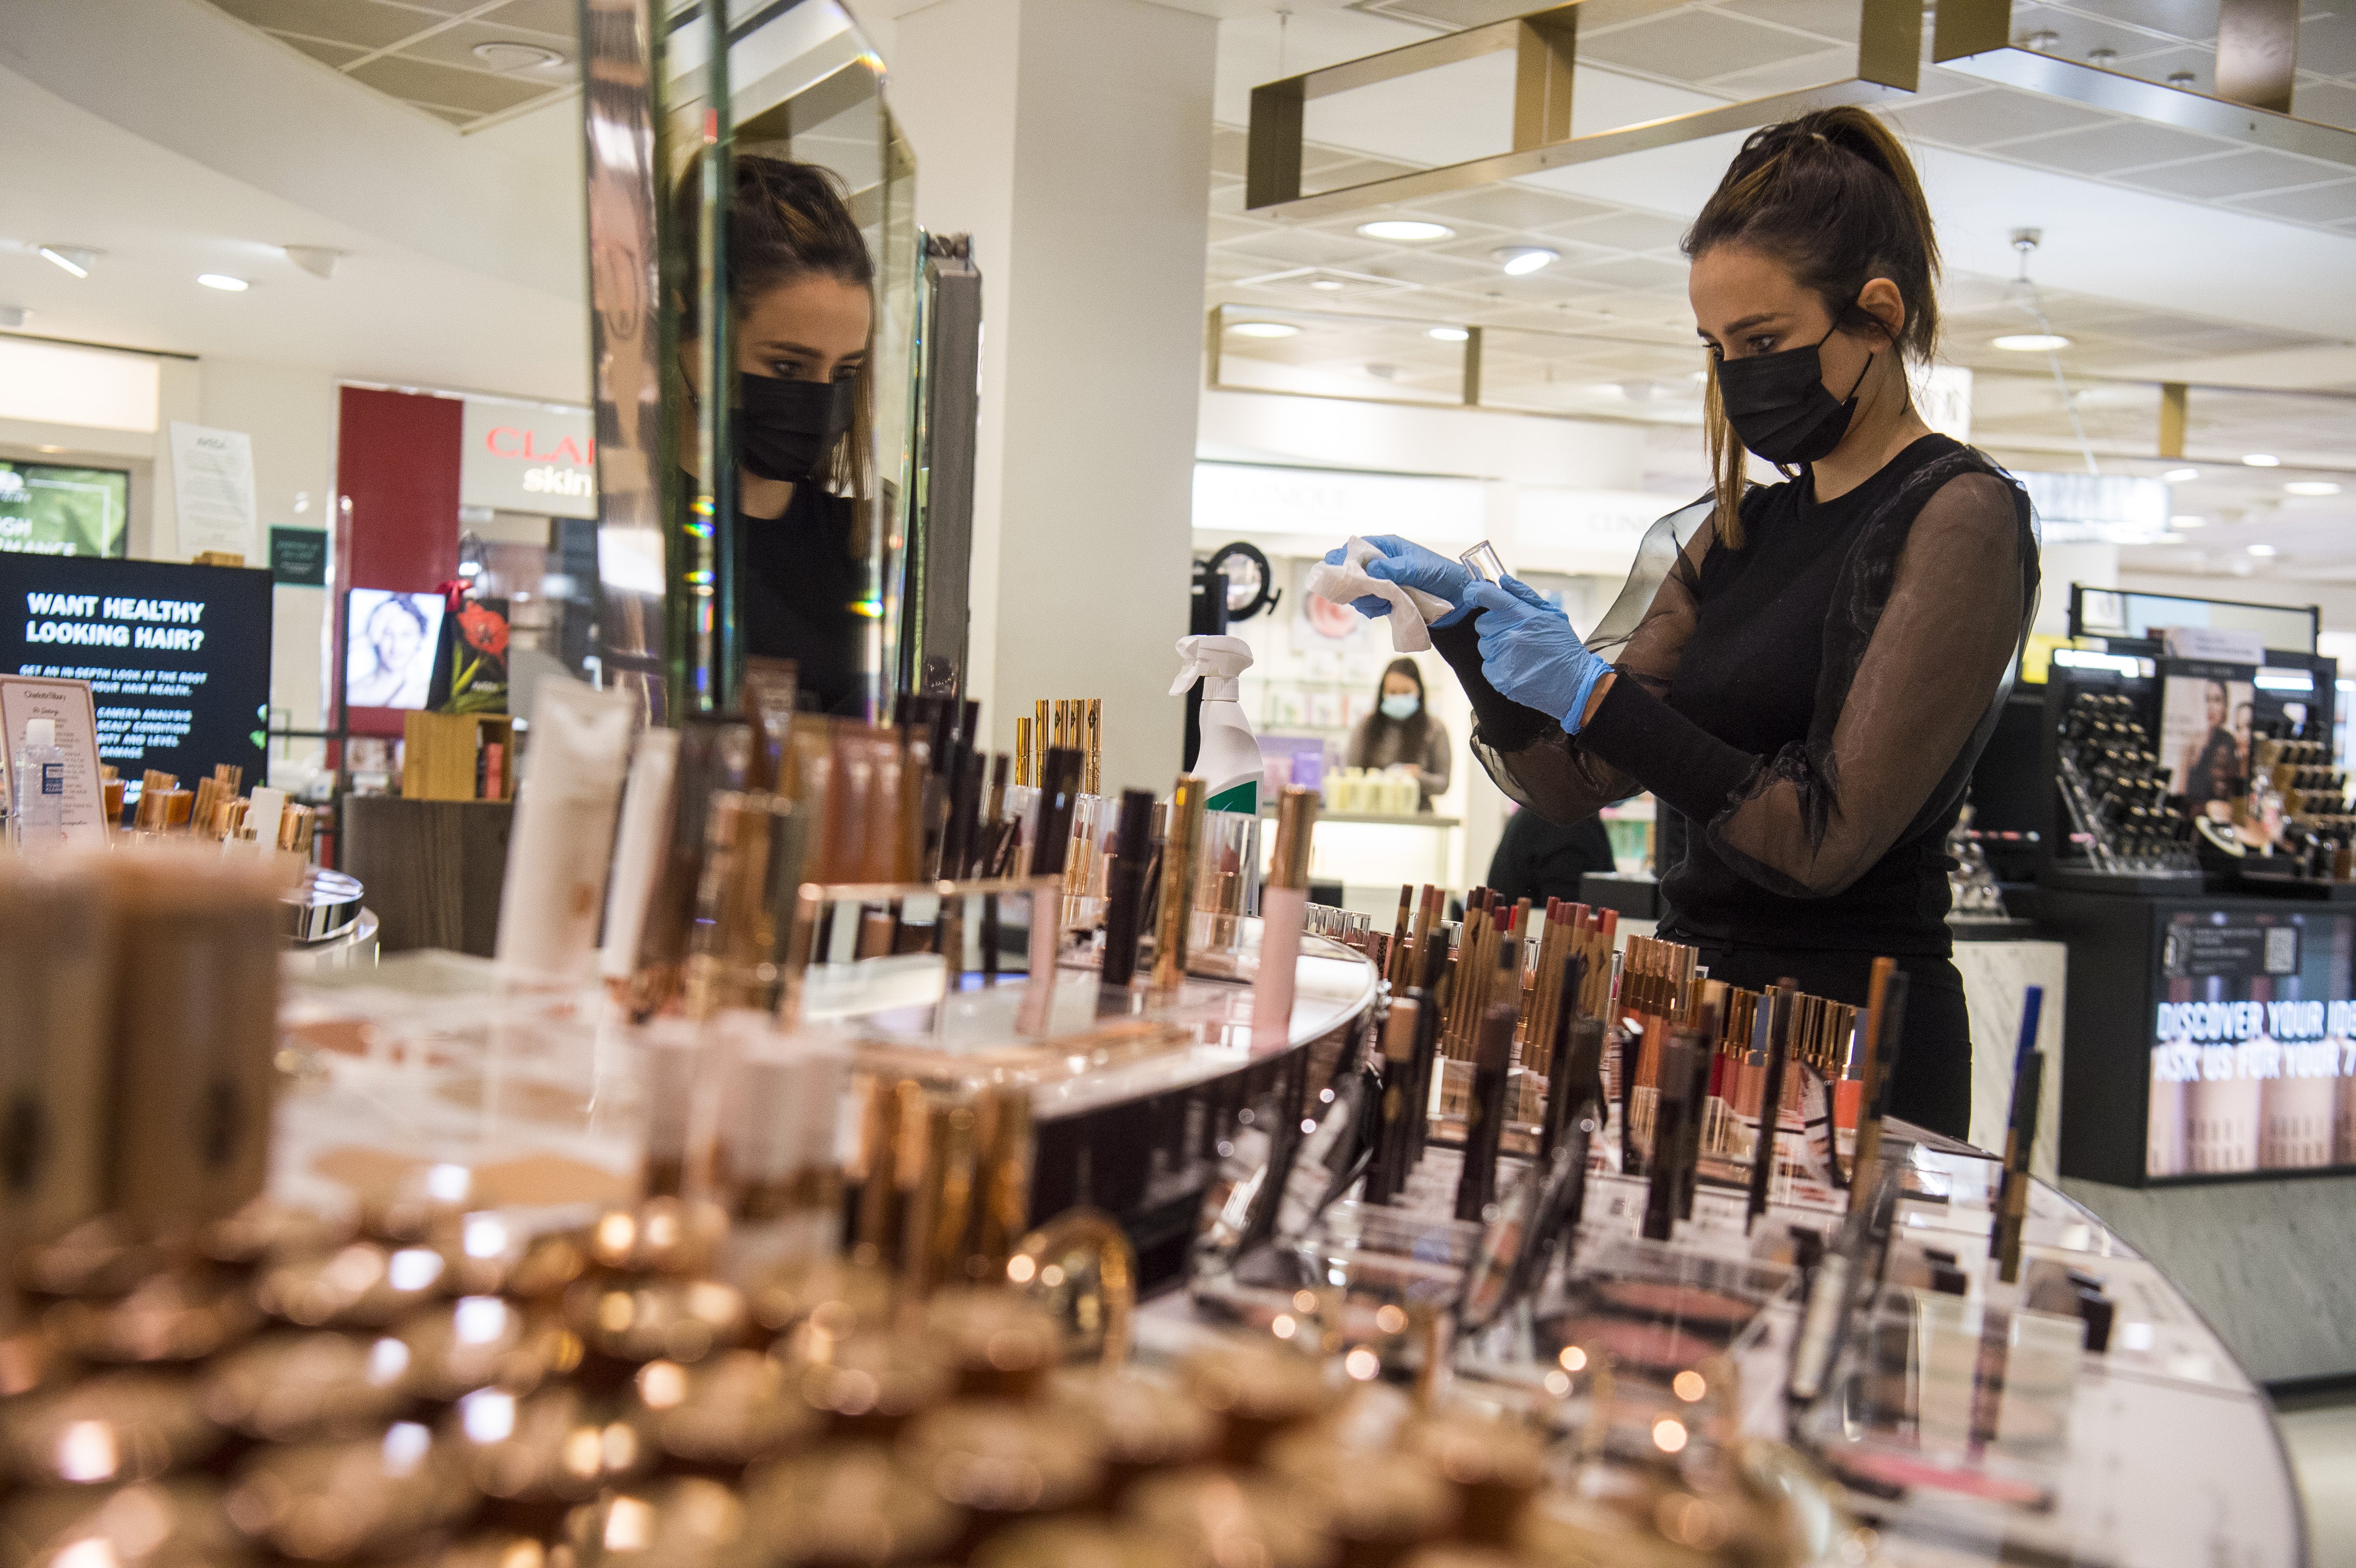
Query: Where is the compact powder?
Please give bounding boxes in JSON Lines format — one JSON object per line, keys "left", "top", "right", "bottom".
{"left": 559, "top": 1477, "right": 752, "bottom": 1568}
{"left": 563, "top": 1278, "right": 749, "bottom": 1368}
{"left": 1587, "top": 1282, "right": 1757, "bottom": 1333}
{"left": 923, "top": 1289, "right": 1066, "bottom": 1401}
{"left": 0, "top": 1369, "right": 221, "bottom": 1485}
{"left": 442, "top": 1383, "right": 652, "bottom": 1509}
{"left": 778, "top": 1326, "right": 953, "bottom": 1440}
{"left": 18, "top": 1218, "right": 166, "bottom": 1301}
{"left": 1122, "top": 1467, "right": 1333, "bottom": 1568}
{"left": 1539, "top": 1316, "right": 1718, "bottom": 1374}
{"left": 1821, "top": 1446, "right": 2050, "bottom": 1509}
{"left": 744, "top": 1443, "right": 964, "bottom": 1567}
{"left": 0, "top": 1476, "right": 244, "bottom": 1568}
{"left": 637, "top": 1348, "right": 819, "bottom": 1470}
{"left": 202, "top": 1330, "right": 416, "bottom": 1442}
{"left": 47, "top": 1269, "right": 261, "bottom": 1365}
{"left": 897, "top": 1399, "right": 1105, "bottom": 1517}
{"left": 222, "top": 1425, "right": 477, "bottom": 1561}
{"left": 1050, "top": 1369, "right": 1216, "bottom": 1478}
{"left": 257, "top": 1243, "right": 456, "bottom": 1329}
{"left": 197, "top": 1199, "right": 357, "bottom": 1272}
{"left": 395, "top": 1296, "right": 580, "bottom": 1402}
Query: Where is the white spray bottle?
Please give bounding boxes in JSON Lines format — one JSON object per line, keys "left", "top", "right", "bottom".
{"left": 1171, "top": 634, "right": 1263, "bottom": 816}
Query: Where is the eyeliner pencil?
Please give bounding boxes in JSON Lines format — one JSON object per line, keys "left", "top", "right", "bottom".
{"left": 1455, "top": 942, "right": 1518, "bottom": 1223}
{"left": 1848, "top": 960, "right": 1909, "bottom": 1209}
{"left": 1745, "top": 980, "right": 1798, "bottom": 1233}
{"left": 1991, "top": 984, "right": 2046, "bottom": 1281}
{"left": 1366, "top": 996, "right": 1421, "bottom": 1205}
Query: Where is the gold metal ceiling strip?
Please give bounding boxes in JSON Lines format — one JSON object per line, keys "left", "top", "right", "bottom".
{"left": 1246, "top": 78, "right": 1908, "bottom": 222}
{"left": 1245, "top": 0, "right": 1920, "bottom": 219}
{"left": 1929, "top": 52, "right": 2356, "bottom": 166}
{"left": 1931, "top": 0, "right": 2356, "bottom": 166}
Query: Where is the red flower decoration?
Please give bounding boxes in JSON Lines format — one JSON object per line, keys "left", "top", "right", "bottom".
{"left": 457, "top": 602, "right": 509, "bottom": 658}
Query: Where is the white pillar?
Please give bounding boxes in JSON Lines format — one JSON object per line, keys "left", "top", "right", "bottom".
{"left": 890, "top": 0, "right": 1216, "bottom": 797}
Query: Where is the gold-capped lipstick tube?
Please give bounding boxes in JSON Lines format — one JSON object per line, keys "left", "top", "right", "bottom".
{"left": 1150, "top": 775, "right": 1207, "bottom": 993}
{"left": 1085, "top": 698, "right": 1102, "bottom": 796}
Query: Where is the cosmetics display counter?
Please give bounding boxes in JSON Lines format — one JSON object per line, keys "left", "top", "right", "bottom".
{"left": 2, "top": 835, "right": 2311, "bottom": 1568}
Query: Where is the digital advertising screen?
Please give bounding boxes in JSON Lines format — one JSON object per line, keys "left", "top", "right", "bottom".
{"left": 0, "top": 460, "right": 130, "bottom": 557}
{"left": 344, "top": 588, "right": 445, "bottom": 712}
{"left": 2, "top": 553, "right": 271, "bottom": 798}
{"left": 2148, "top": 906, "right": 2356, "bottom": 1178}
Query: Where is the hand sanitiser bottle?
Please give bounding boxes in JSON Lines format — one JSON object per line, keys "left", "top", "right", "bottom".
{"left": 13, "top": 718, "right": 65, "bottom": 853}
{"left": 1170, "top": 634, "right": 1263, "bottom": 815}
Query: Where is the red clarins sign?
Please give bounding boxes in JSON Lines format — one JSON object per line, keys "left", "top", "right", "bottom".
{"left": 459, "top": 398, "right": 598, "bottom": 519}
{"left": 482, "top": 426, "right": 595, "bottom": 465}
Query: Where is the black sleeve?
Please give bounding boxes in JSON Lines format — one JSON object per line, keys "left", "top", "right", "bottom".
{"left": 1578, "top": 675, "right": 1757, "bottom": 825}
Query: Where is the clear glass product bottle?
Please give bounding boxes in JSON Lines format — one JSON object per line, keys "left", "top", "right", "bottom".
{"left": 13, "top": 718, "right": 65, "bottom": 852}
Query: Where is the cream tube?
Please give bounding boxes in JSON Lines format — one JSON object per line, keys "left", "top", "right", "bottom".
{"left": 1248, "top": 788, "right": 1317, "bottom": 1055}
{"left": 0, "top": 855, "right": 108, "bottom": 1266}
{"left": 105, "top": 845, "right": 293, "bottom": 1229}
{"left": 244, "top": 787, "right": 286, "bottom": 853}
{"left": 495, "top": 681, "right": 633, "bottom": 983}
{"left": 600, "top": 727, "right": 679, "bottom": 990}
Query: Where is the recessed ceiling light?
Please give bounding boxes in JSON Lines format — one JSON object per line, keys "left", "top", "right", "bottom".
{"left": 472, "top": 41, "right": 566, "bottom": 71}
{"left": 2248, "top": 543, "right": 2279, "bottom": 556}
{"left": 38, "top": 246, "right": 98, "bottom": 279}
{"left": 1493, "top": 246, "right": 1559, "bottom": 276}
{"left": 2286, "top": 480, "right": 2343, "bottom": 496}
{"left": 1227, "top": 320, "right": 1299, "bottom": 338}
{"left": 1992, "top": 333, "right": 2071, "bottom": 351}
{"left": 1428, "top": 327, "right": 1470, "bottom": 342}
{"left": 2171, "top": 515, "right": 2206, "bottom": 529}
{"left": 1357, "top": 220, "right": 1455, "bottom": 242}
{"left": 2243, "top": 453, "right": 2281, "bottom": 467}
{"left": 1309, "top": 278, "right": 1345, "bottom": 291}
{"left": 0, "top": 306, "right": 27, "bottom": 330}
{"left": 197, "top": 274, "right": 250, "bottom": 292}
{"left": 2161, "top": 467, "right": 2199, "bottom": 483}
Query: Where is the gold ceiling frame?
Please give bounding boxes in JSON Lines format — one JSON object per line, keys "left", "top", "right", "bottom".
{"left": 1930, "top": 0, "right": 2356, "bottom": 167}
{"left": 1244, "top": 0, "right": 1924, "bottom": 221}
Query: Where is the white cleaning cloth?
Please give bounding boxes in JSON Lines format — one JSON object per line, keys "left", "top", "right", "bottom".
{"left": 1305, "top": 536, "right": 1452, "bottom": 653}
{"left": 1170, "top": 634, "right": 1256, "bottom": 700}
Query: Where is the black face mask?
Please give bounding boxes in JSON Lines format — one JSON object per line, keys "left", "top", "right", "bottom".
{"left": 737, "top": 372, "right": 855, "bottom": 484}
{"left": 1714, "top": 321, "right": 1874, "bottom": 468}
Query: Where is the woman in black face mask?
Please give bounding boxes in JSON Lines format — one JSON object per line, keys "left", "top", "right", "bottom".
{"left": 679, "top": 156, "right": 874, "bottom": 714}
{"left": 1322, "top": 108, "right": 2037, "bottom": 1141}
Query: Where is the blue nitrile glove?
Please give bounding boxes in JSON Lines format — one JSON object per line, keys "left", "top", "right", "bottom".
{"left": 1320, "top": 535, "right": 1477, "bottom": 626}
{"left": 1462, "top": 576, "right": 1613, "bottom": 734}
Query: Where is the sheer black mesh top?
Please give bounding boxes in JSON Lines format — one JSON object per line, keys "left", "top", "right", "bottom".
{"left": 1434, "top": 434, "right": 2038, "bottom": 956}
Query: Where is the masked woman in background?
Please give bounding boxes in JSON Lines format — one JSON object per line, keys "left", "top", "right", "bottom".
{"left": 1323, "top": 108, "right": 2038, "bottom": 1139}
{"left": 1345, "top": 657, "right": 1452, "bottom": 811}
{"left": 679, "top": 156, "right": 874, "bottom": 714}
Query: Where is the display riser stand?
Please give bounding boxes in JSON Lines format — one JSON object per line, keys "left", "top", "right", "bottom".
{"left": 2062, "top": 1172, "right": 2356, "bottom": 1387}
{"left": 2044, "top": 884, "right": 2356, "bottom": 1385}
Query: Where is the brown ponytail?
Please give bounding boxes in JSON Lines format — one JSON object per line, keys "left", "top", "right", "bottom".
{"left": 1683, "top": 107, "right": 1941, "bottom": 545}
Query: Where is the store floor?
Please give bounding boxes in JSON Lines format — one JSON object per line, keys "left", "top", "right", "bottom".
{"left": 2276, "top": 1392, "right": 2356, "bottom": 1565}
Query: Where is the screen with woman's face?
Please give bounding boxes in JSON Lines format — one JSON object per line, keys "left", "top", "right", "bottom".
{"left": 345, "top": 589, "right": 444, "bottom": 711}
